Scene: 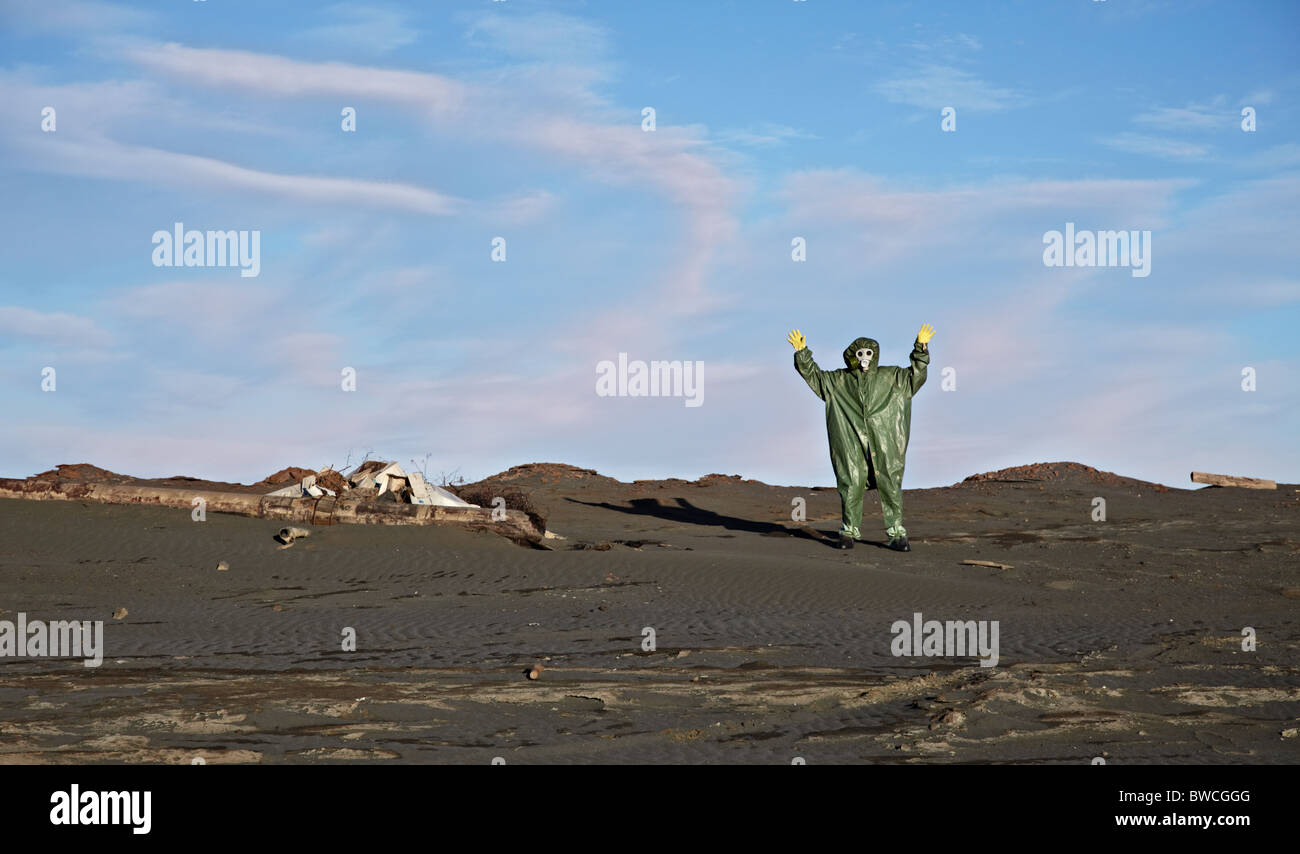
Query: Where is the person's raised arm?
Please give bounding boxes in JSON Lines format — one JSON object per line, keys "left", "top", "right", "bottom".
{"left": 907, "top": 323, "right": 934, "bottom": 395}
{"left": 789, "top": 328, "right": 830, "bottom": 401}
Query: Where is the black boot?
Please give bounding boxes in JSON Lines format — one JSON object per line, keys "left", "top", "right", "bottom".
{"left": 886, "top": 536, "right": 911, "bottom": 552}
{"left": 838, "top": 533, "right": 855, "bottom": 550}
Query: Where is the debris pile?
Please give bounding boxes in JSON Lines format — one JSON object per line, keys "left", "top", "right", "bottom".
{"left": 959, "top": 461, "right": 1164, "bottom": 489}
{"left": 0, "top": 461, "right": 548, "bottom": 546}
{"left": 265, "top": 462, "right": 476, "bottom": 508}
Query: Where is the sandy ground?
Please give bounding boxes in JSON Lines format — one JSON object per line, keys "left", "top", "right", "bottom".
{"left": 1, "top": 462, "right": 1297, "bottom": 764}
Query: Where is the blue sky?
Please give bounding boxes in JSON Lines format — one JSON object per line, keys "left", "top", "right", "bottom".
{"left": 1, "top": 0, "right": 1297, "bottom": 489}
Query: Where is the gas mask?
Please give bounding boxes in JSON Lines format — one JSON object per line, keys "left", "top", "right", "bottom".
{"left": 855, "top": 347, "right": 874, "bottom": 372}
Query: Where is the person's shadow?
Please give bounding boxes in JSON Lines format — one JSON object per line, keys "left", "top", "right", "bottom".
{"left": 566, "top": 496, "right": 847, "bottom": 548}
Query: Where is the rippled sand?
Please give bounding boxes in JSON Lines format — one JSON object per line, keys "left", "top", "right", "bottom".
{"left": 1, "top": 464, "right": 1297, "bottom": 763}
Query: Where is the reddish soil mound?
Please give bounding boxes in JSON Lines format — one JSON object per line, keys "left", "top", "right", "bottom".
{"left": 146, "top": 475, "right": 262, "bottom": 493}
{"left": 14, "top": 463, "right": 320, "bottom": 495}
{"left": 257, "top": 467, "right": 316, "bottom": 487}
{"left": 961, "top": 461, "right": 1167, "bottom": 490}
{"left": 696, "top": 473, "right": 766, "bottom": 486}
{"left": 29, "top": 464, "right": 136, "bottom": 485}
{"left": 471, "top": 463, "right": 615, "bottom": 486}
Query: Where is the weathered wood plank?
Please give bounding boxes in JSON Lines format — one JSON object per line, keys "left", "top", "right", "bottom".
{"left": 1190, "top": 472, "right": 1277, "bottom": 489}
{"left": 961, "top": 559, "right": 1014, "bottom": 570}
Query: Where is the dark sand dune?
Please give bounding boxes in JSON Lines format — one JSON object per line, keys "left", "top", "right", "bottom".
{"left": 1, "top": 462, "right": 1297, "bottom": 764}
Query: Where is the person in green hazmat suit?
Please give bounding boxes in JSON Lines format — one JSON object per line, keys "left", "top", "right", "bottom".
{"left": 789, "top": 324, "right": 934, "bottom": 551}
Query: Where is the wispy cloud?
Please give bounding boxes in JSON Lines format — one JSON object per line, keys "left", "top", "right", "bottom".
{"left": 463, "top": 10, "right": 610, "bottom": 62}
{"left": 0, "top": 0, "right": 149, "bottom": 34}
{"left": 15, "top": 133, "right": 462, "bottom": 214}
{"left": 717, "top": 123, "right": 819, "bottom": 147}
{"left": 1134, "top": 103, "right": 1234, "bottom": 131}
{"left": 126, "top": 43, "right": 468, "bottom": 117}
{"left": 294, "top": 4, "right": 419, "bottom": 54}
{"left": 0, "top": 305, "right": 113, "bottom": 350}
{"left": 1238, "top": 142, "right": 1300, "bottom": 171}
{"left": 904, "top": 33, "right": 983, "bottom": 53}
{"left": 778, "top": 170, "right": 1190, "bottom": 235}
{"left": 485, "top": 189, "right": 558, "bottom": 224}
{"left": 875, "top": 63, "right": 1024, "bottom": 112}
{"left": 0, "top": 305, "right": 117, "bottom": 364}
{"left": 1099, "top": 132, "right": 1212, "bottom": 161}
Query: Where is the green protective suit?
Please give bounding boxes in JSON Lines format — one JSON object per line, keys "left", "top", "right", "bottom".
{"left": 794, "top": 336, "right": 929, "bottom": 540}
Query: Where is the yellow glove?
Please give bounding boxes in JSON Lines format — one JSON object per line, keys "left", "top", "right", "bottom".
{"left": 787, "top": 329, "right": 806, "bottom": 351}
{"left": 916, "top": 323, "right": 935, "bottom": 347}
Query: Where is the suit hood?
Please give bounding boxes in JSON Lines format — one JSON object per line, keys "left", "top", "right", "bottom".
{"left": 844, "top": 337, "right": 880, "bottom": 371}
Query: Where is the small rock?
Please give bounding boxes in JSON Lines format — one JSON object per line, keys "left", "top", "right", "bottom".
{"left": 112, "top": 607, "right": 128, "bottom": 620}
{"left": 1283, "top": 728, "right": 1298, "bottom": 739}
{"left": 527, "top": 664, "right": 544, "bottom": 680}
{"left": 217, "top": 560, "right": 230, "bottom": 572}
{"left": 676, "top": 650, "right": 691, "bottom": 659}
{"left": 937, "top": 710, "right": 965, "bottom": 727}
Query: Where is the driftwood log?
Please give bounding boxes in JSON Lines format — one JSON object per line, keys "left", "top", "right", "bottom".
{"left": 1190, "top": 472, "right": 1277, "bottom": 490}
{"left": 961, "top": 559, "right": 1014, "bottom": 570}
{"left": 0, "top": 479, "right": 548, "bottom": 547}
